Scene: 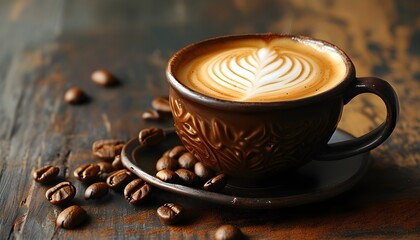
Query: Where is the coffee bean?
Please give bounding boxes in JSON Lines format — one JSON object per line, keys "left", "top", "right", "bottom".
{"left": 142, "top": 109, "right": 161, "bottom": 120}
{"left": 91, "top": 69, "right": 119, "bottom": 87}
{"left": 33, "top": 165, "right": 59, "bottom": 183}
{"left": 106, "top": 169, "right": 134, "bottom": 190}
{"left": 156, "top": 155, "right": 178, "bottom": 171}
{"left": 215, "top": 224, "right": 244, "bottom": 240}
{"left": 204, "top": 174, "right": 227, "bottom": 192}
{"left": 194, "top": 162, "right": 214, "bottom": 182}
{"left": 138, "top": 127, "right": 165, "bottom": 146}
{"left": 92, "top": 139, "right": 125, "bottom": 161}
{"left": 45, "top": 181, "right": 76, "bottom": 205}
{"left": 178, "top": 152, "right": 197, "bottom": 170}
{"left": 152, "top": 97, "right": 171, "bottom": 113}
{"left": 112, "top": 155, "right": 124, "bottom": 170}
{"left": 175, "top": 169, "right": 198, "bottom": 186}
{"left": 93, "top": 161, "right": 114, "bottom": 182}
{"left": 64, "top": 87, "right": 88, "bottom": 105}
{"left": 73, "top": 164, "right": 100, "bottom": 183}
{"left": 162, "top": 149, "right": 171, "bottom": 157}
{"left": 85, "top": 182, "right": 109, "bottom": 200}
{"left": 156, "top": 203, "right": 184, "bottom": 225}
{"left": 56, "top": 205, "right": 88, "bottom": 229}
{"left": 95, "top": 161, "right": 114, "bottom": 174}
{"left": 124, "top": 178, "right": 152, "bottom": 205}
{"left": 156, "top": 169, "right": 180, "bottom": 183}
{"left": 168, "top": 146, "right": 187, "bottom": 159}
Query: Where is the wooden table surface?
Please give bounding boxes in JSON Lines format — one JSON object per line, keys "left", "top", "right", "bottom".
{"left": 1, "top": 0, "right": 419, "bottom": 239}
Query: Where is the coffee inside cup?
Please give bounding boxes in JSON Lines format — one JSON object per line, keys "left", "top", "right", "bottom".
{"left": 174, "top": 36, "right": 347, "bottom": 102}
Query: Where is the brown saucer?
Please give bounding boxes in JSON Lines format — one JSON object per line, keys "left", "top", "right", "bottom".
{"left": 121, "top": 129, "right": 370, "bottom": 209}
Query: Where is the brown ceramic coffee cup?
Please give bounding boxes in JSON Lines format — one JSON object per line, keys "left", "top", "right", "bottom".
{"left": 166, "top": 33, "right": 398, "bottom": 184}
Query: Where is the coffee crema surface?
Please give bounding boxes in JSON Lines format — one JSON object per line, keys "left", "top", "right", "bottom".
{"left": 175, "top": 38, "right": 347, "bottom": 102}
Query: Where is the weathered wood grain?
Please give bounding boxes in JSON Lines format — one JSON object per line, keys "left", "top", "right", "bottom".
{"left": 0, "top": 0, "right": 419, "bottom": 239}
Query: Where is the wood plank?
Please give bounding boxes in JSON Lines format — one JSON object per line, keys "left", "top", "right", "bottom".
{"left": 0, "top": 0, "right": 65, "bottom": 238}
{"left": 0, "top": 0, "right": 419, "bottom": 239}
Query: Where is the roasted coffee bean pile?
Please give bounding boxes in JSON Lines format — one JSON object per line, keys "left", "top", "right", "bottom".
{"left": 33, "top": 137, "right": 147, "bottom": 229}
{"left": 151, "top": 144, "right": 239, "bottom": 236}
{"left": 35, "top": 88, "right": 245, "bottom": 237}
{"left": 154, "top": 145, "right": 227, "bottom": 192}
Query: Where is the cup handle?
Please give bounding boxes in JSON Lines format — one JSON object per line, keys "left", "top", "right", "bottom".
{"left": 316, "top": 77, "right": 399, "bottom": 160}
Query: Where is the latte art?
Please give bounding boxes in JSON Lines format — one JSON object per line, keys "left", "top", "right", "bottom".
{"left": 176, "top": 38, "right": 347, "bottom": 102}
{"left": 204, "top": 47, "right": 320, "bottom": 101}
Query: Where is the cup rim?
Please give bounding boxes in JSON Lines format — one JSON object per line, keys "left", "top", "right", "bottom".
{"left": 166, "top": 33, "right": 356, "bottom": 111}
